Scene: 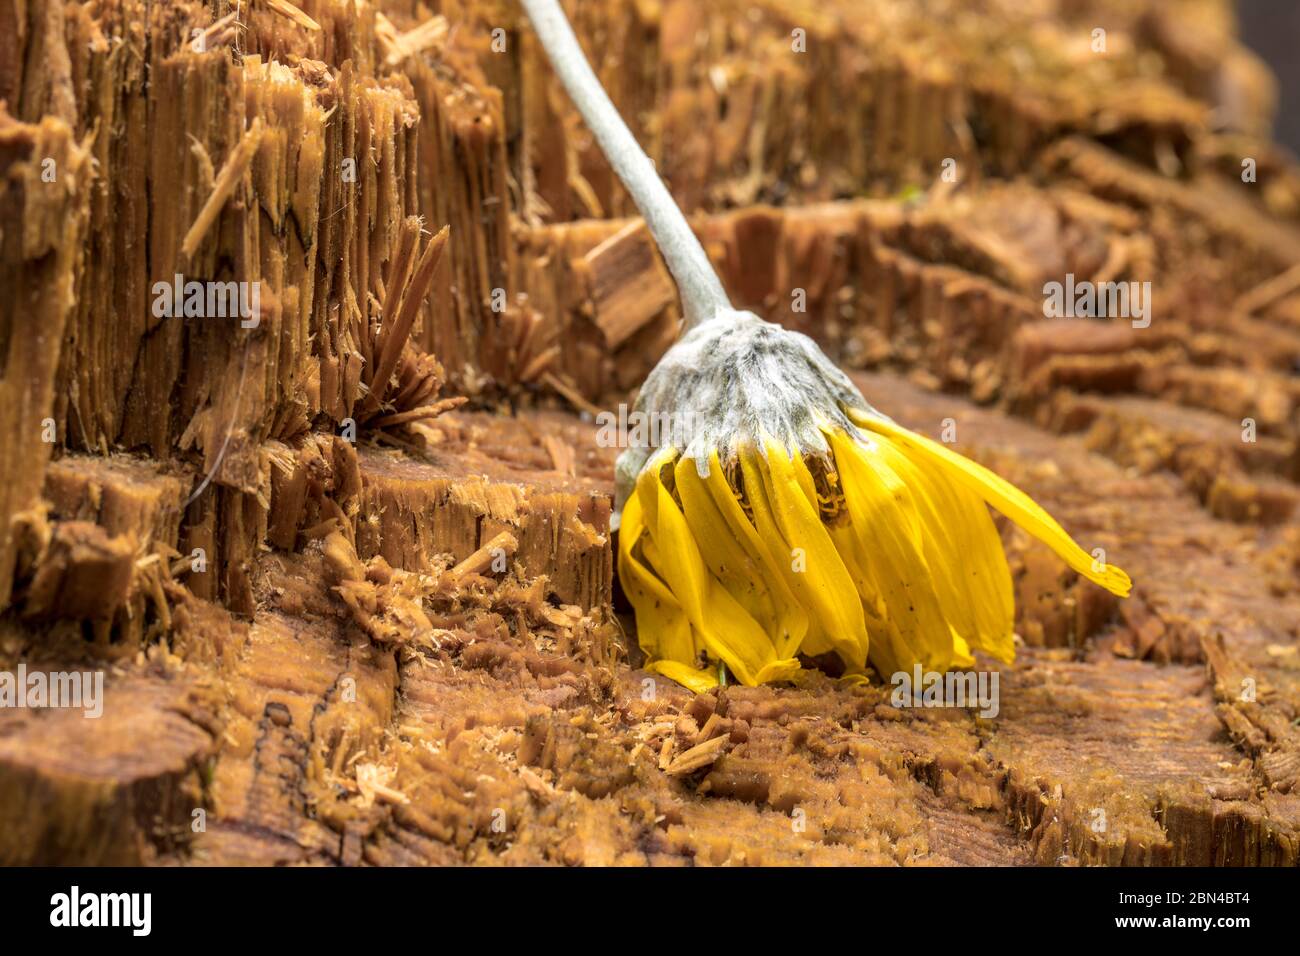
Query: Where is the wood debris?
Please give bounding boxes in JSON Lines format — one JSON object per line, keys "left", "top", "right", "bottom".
{"left": 354, "top": 762, "right": 410, "bottom": 807}
{"left": 664, "top": 734, "right": 731, "bottom": 776}
{"left": 323, "top": 531, "right": 438, "bottom": 648}
{"left": 448, "top": 531, "right": 519, "bottom": 582}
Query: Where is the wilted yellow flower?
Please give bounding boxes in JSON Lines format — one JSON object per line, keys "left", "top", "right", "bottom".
{"left": 519, "top": 0, "right": 1130, "bottom": 691}
{"left": 619, "top": 381, "right": 1131, "bottom": 692}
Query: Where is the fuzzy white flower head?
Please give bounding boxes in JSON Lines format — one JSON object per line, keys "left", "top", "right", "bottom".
{"left": 613, "top": 309, "right": 882, "bottom": 522}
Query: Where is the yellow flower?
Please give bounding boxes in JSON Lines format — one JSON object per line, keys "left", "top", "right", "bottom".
{"left": 619, "top": 408, "right": 1131, "bottom": 691}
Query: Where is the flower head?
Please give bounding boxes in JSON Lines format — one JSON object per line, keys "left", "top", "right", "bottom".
{"left": 616, "top": 312, "right": 1130, "bottom": 692}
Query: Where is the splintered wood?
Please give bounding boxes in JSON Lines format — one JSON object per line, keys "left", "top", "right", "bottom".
{"left": 1, "top": 0, "right": 1299, "bottom": 867}
{"left": 181, "top": 119, "right": 265, "bottom": 259}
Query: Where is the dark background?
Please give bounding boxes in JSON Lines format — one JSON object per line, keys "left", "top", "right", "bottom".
{"left": 1238, "top": 0, "right": 1300, "bottom": 154}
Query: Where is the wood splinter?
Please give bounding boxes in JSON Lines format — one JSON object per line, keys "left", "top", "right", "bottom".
{"left": 664, "top": 734, "right": 730, "bottom": 776}
{"left": 197, "top": 11, "right": 241, "bottom": 49}
{"left": 449, "top": 531, "right": 519, "bottom": 581}
{"left": 376, "top": 12, "right": 450, "bottom": 66}
{"left": 367, "top": 396, "right": 467, "bottom": 429}
{"left": 264, "top": 0, "right": 321, "bottom": 32}
{"left": 181, "top": 118, "right": 265, "bottom": 259}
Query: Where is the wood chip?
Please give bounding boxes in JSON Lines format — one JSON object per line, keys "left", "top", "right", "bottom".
{"left": 664, "top": 734, "right": 730, "bottom": 776}
{"left": 518, "top": 766, "right": 554, "bottom": 796}
{"left": 541, "top": 433, "right": 576, "bottom": 476}
{"left": 449, "top": 531, "right": 519, "bottom": 580}
{"left": 693, "top": 712, "right": 723, "bottom": 746}
{"left": 355, "top": 763, "right": 409, "bottom": 807}
{"left": 657, "top": 736, "right": 675, "bottom": 771}
{"left": 581, "top": 220, "right": 676, "bottom": 348}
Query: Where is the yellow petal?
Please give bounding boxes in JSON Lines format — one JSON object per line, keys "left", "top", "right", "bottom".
{"left": 852, "top": 412, "right": 1131, "bottom": 597}
{"left": 676, "top": 455, "right": 808, "bottom": 660}
{"left": 827, "top": 523, "right": 896, "bottom": 667}
{"left": 746, "top": 439, "right": 870, "bottom": 669}
{"left": 702, "top": 450, "right": 810, "bottom": 659}
{"left": 647, "top": 470, "right": 798, "bottom": 686}
{"left": 950, "top": 631, "right": 976, "bottom": 669}
{"left": 867, "top": 432, "right": 1016, "bottom": 662}
{"left": 827, "top": 429, "right": 959, "bottom": 675}
{"left": 674, "top": 458, "right": 775, "bottom": 629}
{"left": 634, "top": 445, "right": 677, "bottom": 536}
{"left": 618, "top": 491, "right": 695, "bottom": 666}
{"left": 647, "top": 659, "right": 718, "bottom": 694}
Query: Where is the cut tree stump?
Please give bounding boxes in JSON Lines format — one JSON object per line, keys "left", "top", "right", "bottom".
{"left": 0, "top": 0, "right": 1298, "bottom": 866}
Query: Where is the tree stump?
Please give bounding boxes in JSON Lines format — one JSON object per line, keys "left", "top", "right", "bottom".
{"left": 1, "top": 0, "right": 1298, "bottom": 866}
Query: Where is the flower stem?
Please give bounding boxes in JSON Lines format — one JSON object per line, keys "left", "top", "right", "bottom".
{"left": 519, "top": 0, "right": 733, "bottom": 329}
